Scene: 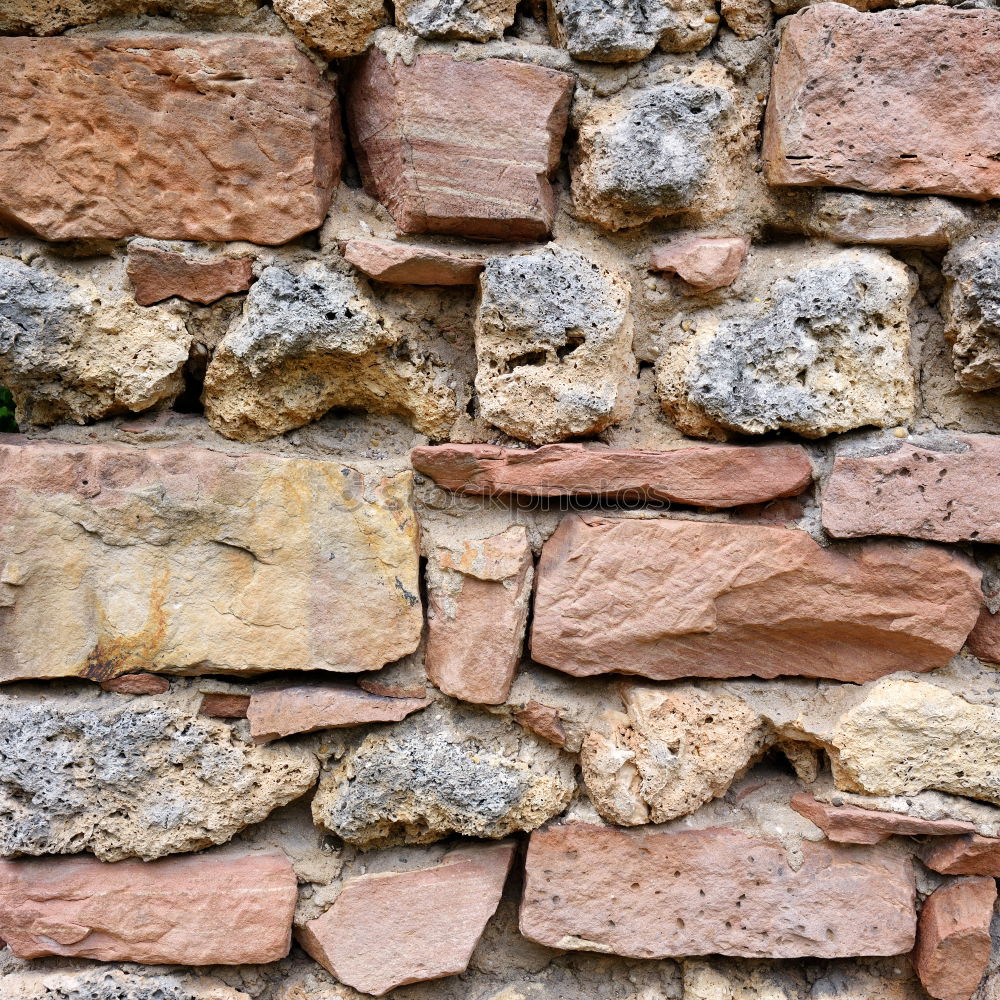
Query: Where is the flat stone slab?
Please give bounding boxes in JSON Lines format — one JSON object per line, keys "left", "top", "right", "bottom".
{"left": 520, "top": 824, "right": 916, "bottom": 959}
{"left": 923, "top": 835, "right": 1000, "bottom": 876}
{"left": 127, "top": 243, "right": 255, "bottom": 306}
{"left": 343, "top": 239, "right": 484, "bottom": 285}
{"left": 649, "top": 236, "right": 749, "bottom": 291}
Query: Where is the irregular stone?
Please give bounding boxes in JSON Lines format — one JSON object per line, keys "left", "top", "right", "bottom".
{"left": 126, "top": 243, "right": 254, "bottom": 307}
{"left": 823, "top": 436, "right": 1000, "bottom": 543}
{"left": 969, "top": 608, "right": 1000, "bottom": 664}
{"left": 649, "top": 236, "right": 749, "bottom": 292}
{"left": 396, "top": 0, "right": 519, "bottom": 40}
{"left": 411, "top": 442, "right": 813, "bottom": 507}
{"left": 763, "top": 6, "right": 1000, "bottom": 201}
{"left": 99, "top": 673, "right": 169, "bottom": 695}
{"left": 199, "top": 693, "right": 251, "bottom": 718}
{"left": 0, "top": 686, "right": 318, "bottom": 861}
{"left": 0, "top": 440, "right": 422, "bottom": 681}
{"left": 0, "top": 256, "right": 190, "bottom": 427}
{"left": 0, "top": 36, "right": 339, "bottom": 243}
{"left": 312, "top": 701, "right": 575, "bottom": 849}
{"left": 790, "top": 794, "right": 978, "bottom": 845}
{"left": 531, "top": 516, "right": 981, "bottom": 683}
{"left": 474, "top": 245, "right": 635, "bottom": 444}
{"left": 272, "top": 0, "right": 387, "bottom": 58}
{"left": 923, "top": 836, "right": 1000, "bottom": 876}
{"left": 202, "top": 262, "right": 460, "bottom": 441}
{"left": 520, "top": 824, "right": 916, "bottom": 958}
{"left": 581, "top": 687, "right": 767, "bottom": 825}
{"left": 547, "top": 0, "right": 716, "bottom": 61}
{"left": 358, "top": 678, "right": 427, "bottom": 699}
{"left": 347, "top": 50, "right": 573, "bottom": 240}
{"left": 0, "top": 968, "right": 252, "bottom": 1000}
{"left": 247, "top": 684, "right": 431, "bottom": 741}
{"left": 804, "top": 192, "right": 971, "bottom": 250}
{"left": 0, "top": 0, "right": 258, "bottom": 35}
{"left": 514, "top": 700, "right": 567, "bottom": 747}
{"left": 426, "top": 527, "right": 533, "bottom": 705}
{"left": 343, "top": 239, "right": 484, "bottom": 286}
{"left": 942, "top": 234, "right": 1000, "bottom": 392}
{"left": 298, "top": 842, "right": 514, "bottom": 995}
{"left": 0, "top": 851, "right": 296, "bottom": 964}
{"left": 571, "top": 71, "right": 744, "bottom": 231}
{"left": 656, "top": 249, "right": 916, "bottom": 438}
{"left": 913, "top": 878, "right": 996, "bottom": 1000}
{"left": 719, "top": 0, "right": 771, "bottom": 39}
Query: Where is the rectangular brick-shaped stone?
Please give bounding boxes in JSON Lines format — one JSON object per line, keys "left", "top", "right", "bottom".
{"left": 0, "top": 35, "right": 340, "bottom": 243}
{"left": 0, "top": 439, "right": 422, "bottom": 682}
{"left": 530, "top": 516, "right": 981, "bottom": 683}
{"left": 520, "top": 825, "right": 916, "bottom": 959}
{"left": 764, "top": 6, "right": 1000, "bottom": 200}
{"left": 0, "top": 851, "right": 296, "bottom": 965}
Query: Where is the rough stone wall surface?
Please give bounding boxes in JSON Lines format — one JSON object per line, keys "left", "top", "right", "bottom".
{"left": 2, "top": 3, "right": 1000, "bottom": 1000}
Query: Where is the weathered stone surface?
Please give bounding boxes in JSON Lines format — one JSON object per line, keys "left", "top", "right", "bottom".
{"left": 0, "top": 686, "right": 318, "bottom": 861}
{"left": 790, "top": 794, "right": 978, "bottom": 845}
{"left": 548, "top": 0, "right": 716, "bottom": 60}
{"left": 942, "top": 234, "right": 1000, "bottom": 392}
{"left": 474, "top": 245, "right": 635, "bottom": 444}
{"left": 823, "top": 436, "right": 1000, "bottom": 543}
{"left": 203, "top": 262, "right": 460, "bottom": 441}
{"left": 358, "top": 678, "right": 427, "bottom": 699}
{"left": 913, "top": 878, "right": 996, "bottom": 1000}
{"left": 396, "top": 0, "right": 519, "bottom": 40}
{"left": 344, "top": 239, "right": 484, "bottom": 286}
{"left": 581, "top": 687, "right": 767, "bottom": 825}
{"left": 126, "top": 243, "right": 254, "bottom": 307}
{"left": 763, "top": 6, "right": 1000, "bottom": 201}
{"left": 0, "top": 0, "right": 257, "bottom": 35}
{"left": 520, "top": 824, "right": 916, "bottom": 958}
{"left": 298, "top": 843, "right": 514, "bottom": 995}
{"left": 531, "top": 516, "right": 981, "bottom": 682}
{"left": 312, "top": 701, "right": 575, "bottom": 848}
{"left": 348, "top": 50, "right": 573, "bottom": 240}
{"left": 200, "top": 693, "right": 251, "bottom": 719}
{"left": 970, "top": 607, "right": 1000, "bottom": 663}
{"left": 0, "top": 968, "right": 252, "bottom": 1000}
{"left": 923, "top": 836, "right": 1000, "bottom": 876}
{"left": 514, "top": 700, "right": 567, "bottom": 747}
{"left": 426, "top": 527, "right": 533, "bottom": 705}
{"left": 99, "top": 673, "right": 169, "bottom": 695}
{"left": 0, "top": 36, "right": 339, "bottom": 243}
{"left": 0, "top": 256, "right": 190, "bottom": 427}
{"left": 571, "top": 71, "right": 743, "bottom": 230}
{"left": 719, "top": 0, "right": 770, "bottom": 39}
{"left": 657, "top": 249, "right": 916, "bottom": 438}
{"left": 0, "top": 440, "right": 422, "bottom": 681}
{"left": 411, "top": 442, "right": 813, "bottom": 506}
{"left": 649, "top": 236, "right": 749, "bottom": 292}
{"left": 0, "top": 851, "right": 296, "bottom": 964}
{"left": 247, "top": 684, "right": 431, "bottom": 741}
{"left": 272, "top": 0, "right": 387, "bottom": 58}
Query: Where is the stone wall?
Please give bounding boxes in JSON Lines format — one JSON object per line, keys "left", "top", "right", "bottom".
{"left": 1, "top": 1, "right": 1000, "bottom": 998}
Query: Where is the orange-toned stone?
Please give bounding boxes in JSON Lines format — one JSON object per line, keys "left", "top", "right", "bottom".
{"left": 247, "top": 684, "right": 431, "bottom": 741}
{"left": 530, "top": 516, "right": 981, "bottom": 683}
{"left": 791, "top": 794, "right": 977, "bottom": 845}
{"left": 200, "top": 693, "right": 251, "bottom": 719}
{"left": 923, "top": 835, "right": 1000, "bottom": 876}
{"left": 649, "top": 236, "right": 749, "bottom": 292}
{"left": 343, "top": 239, "right": 484, "bottom": 285}
{"left": 347, "top": 50, "right": 573, "bottom": 240}
{"left": 520, "top": 824, "right": 916, "bottom": 958}
{"left": 764, "top": 6, "right": 1000, "bottom": 201}
{"left": 99, "top": 673, "right": 169, "bottom": 695}
{"left": 968, "top": 608, "right": 1000, "bottom": 663}
{"left": 0, "top": 35, "right": 340, "bottom": 243}
{"left": 913, "top": 878, "right": 996, "bottom": 1000}
{"left": 0, "top": 851, "right": 296, "bottom": 965}
{"left": 410, "top": 443, "right": 813, "bottom": 508}
{"left": 298, "top": 842, "right": 514, "bottom": 996}
{"left": 127, "top": 244, "right": 254, "bottom": 306}
{"left": 514, "top": 701, "right": 567, "bottom": 747}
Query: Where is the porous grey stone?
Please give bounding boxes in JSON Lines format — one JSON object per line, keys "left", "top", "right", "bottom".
{"left": 0, "top": 687, "right": 318, "bottom": 862}
{"left": 943, "top": 234, "right": 1000, "bottom": 392}
{"left": 311, "top": 701, "right": 576, "bottom": 848}
{"left": 474, "top": 245, "right": 635, "bottom": 444}
{"left": 0, "top": 968, "right": 251, "bottom": 1000}
{"left": 657, "top": 249, "right": 917, "bottom": 438}
{"left": 396, "top": 0, "right": 519, "bottom": 40}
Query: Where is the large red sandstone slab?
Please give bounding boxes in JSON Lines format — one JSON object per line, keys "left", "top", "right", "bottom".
{"left": 347, "top": 50, "right": 573, "bottom": 240}
{"left": 791, "top": 794, "right": 978, "bottom": 845}
{"left": 298, "top": 842, "right": 514, "bottom": 996}
{"left": 343, "top": 239, "right": 484, "bottom": 285}
{"left": 127, "top": 244, "right": 255, "bottom": 306}
{"left": 410, "top": 443, "right": 813, "bottom": 508}
{"left": 530, "top": 516, "right": 981, "bottom": 682}
{"left": 913, "top": 878, "right": 996, "bottom": 1000}
{"left": 247, "top": 683, "right": 431, "bottom": 741}
{"left": 764, "top": 6, "right": 1000, "bottom": 200}
{"left": 823, "top": 437, "right": 1000, "bottom": 543}
{"left": 923, "top": 835, "right": 1000, "bottom": 876}
{"left": 520, "top": 825, "right": 916, "bottom": 958}
{"left": 0, "top": 36, "right": 339, "bottom": 243}
{"left": 0, "top": 852, "right": 296, "bottom": 964}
